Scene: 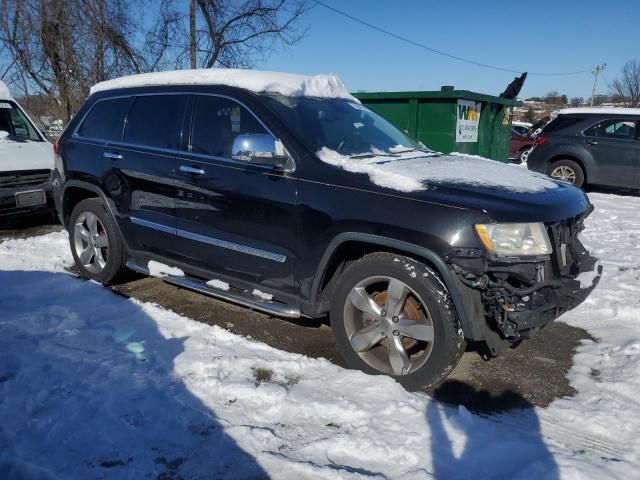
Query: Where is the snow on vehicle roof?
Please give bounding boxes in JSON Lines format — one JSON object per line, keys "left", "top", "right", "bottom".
{"left": 0, "top": 80, "right": 12, "bottom": 99}
{"left": 90, "top": 68, "right": 358, "bottom": 101}
{"left": 559, "top": 107, "right": 640, "bottom": 116}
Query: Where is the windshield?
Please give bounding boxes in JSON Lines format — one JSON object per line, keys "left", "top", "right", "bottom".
{"left": 262, "top": 95, "right": 424, "bottom": 156}
{"left": 0, "top": 101, "right": 43, "bottom": 142}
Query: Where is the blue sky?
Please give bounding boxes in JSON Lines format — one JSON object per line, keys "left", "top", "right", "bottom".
{"left": 259, "top": 0, "right": 640, "bottom": 99}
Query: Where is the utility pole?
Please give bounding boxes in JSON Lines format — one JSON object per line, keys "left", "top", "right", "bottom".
{"left": 189, "top": 0, "right": 197, "bottom": 69}
{"left": 590, "top": 64, "right": 606, "bottom": 107}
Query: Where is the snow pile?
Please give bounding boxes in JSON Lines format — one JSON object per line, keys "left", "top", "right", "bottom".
{"left": 0, "top": 80, "right": 11, "bottom": 99}
{"left": 543, "top": 192, "right": 640, "bottom": 469}
{"left": 252, "top": 289, "right": 273, "bottom": 301}
{"left": 148, "top": 260, "right": 184, "bottom": 278}
{"left": 316, "top": 147, "right": 558, "bottom": 193}
{"left": 206, "top": 278, "right": 230, "bottom": 291}
{"left": 1, "top": 192, "right": 639, "bottom": 479}
{"left": 0, "top": 231, "right": 71, "bottom": 271}
{"left": 90, "top": 69, "right": 357, "bottom": 101}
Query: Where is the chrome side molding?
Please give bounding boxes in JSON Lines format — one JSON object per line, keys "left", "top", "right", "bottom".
{"left": 129, "top": 215, "right": 286, "bottom": 263}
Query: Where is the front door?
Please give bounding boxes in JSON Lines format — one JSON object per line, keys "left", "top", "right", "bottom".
{"left": 584, "top": 118, "right": 639, "bottom": 188}
{"left": 173, "top": 94, "right": 297, "bottom": 294}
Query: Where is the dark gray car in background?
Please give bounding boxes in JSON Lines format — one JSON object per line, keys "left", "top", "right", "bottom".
{"left": 527, "top": 108, "right": 640, "bottom": 189}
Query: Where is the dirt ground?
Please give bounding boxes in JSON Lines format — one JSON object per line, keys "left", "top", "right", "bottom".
{"left": 1, "top": 214, "right": 592, "bottom": 413}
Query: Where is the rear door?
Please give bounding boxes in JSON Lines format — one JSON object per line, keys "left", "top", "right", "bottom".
{"left": 105, "top": 94, "right": 188, "bottom": 256}
{"left": 583, "top": 118, "right": 639, "bottom": 188}
{"left": 173, "top": 94, "right": 298, "bottom": 294}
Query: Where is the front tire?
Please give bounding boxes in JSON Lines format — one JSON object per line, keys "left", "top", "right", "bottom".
{"left": 330, "top": 252, "right": 466, "bottom": 391}
{"left": 69, "top": 198, "right": 127, "bottom": 284}
{"left": 519, "top": 148, "right": 531, "bottom": 163}
{"left": 547, "top": 159, "right": 585, "bottom": 187}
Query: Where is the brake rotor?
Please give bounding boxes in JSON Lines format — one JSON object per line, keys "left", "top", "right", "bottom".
{"left": 373, "top": 291, "right": 424, "bottom": 350}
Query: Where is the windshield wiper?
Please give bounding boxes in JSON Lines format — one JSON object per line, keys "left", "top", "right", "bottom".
{"left": 390, "top": 147, "right": 433, "bottom": 154}
{"left": 349, "top": 152, "right": 399, "bottom": 159}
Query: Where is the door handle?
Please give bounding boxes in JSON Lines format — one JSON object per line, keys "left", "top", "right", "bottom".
{"left": 586, "top": 139, "right": 598, "bottom": 146}
{"left": 179, "top": 165, "right": 206, "bottom": 175}
{"left": 103, "top": 152, "right": 123, "bottom": 160}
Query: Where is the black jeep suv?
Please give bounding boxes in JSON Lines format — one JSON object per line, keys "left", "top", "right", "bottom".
{"left": 527, "top": 108, "right": 640, "bottom": 189}
{"left": 53, "top": 70, "right": 601, "bottom": 390}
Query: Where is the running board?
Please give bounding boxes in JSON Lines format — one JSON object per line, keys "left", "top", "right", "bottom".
{"left": 126, "top": 260, "right": 300, "bottom": 318}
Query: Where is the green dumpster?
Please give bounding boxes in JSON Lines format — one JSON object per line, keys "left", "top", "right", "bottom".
{"left": 353, "top": 90, "right": 521, "bottom": 162}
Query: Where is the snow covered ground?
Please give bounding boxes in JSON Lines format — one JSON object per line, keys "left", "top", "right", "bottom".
{"left": 0, "top": 192, "right": 638, "bottom": 479}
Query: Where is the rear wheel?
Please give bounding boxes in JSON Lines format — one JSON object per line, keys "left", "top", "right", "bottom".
{"left": 519, "top": 148, "right": 531, "bottom": 163}
{"left": 69, "top": 198, "right": 127, "bottom": 284}
{"left": 330, "top": 252, "right": 466, "bottom": 391}
{"left": 547, "top": 159, "right": 585, "bottom": 187}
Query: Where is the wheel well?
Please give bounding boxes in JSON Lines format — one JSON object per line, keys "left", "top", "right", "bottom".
{"left": 62, "top": 186, "right": 99, "bottom": 227}
{"left": 317, "top": 241, "right": 443, "bottom": 304}
{"left": 519, "top": 144, "right": 533, "bottom": 152}
{"left": 547, "top": 154, "right": 587, "bottom": 183}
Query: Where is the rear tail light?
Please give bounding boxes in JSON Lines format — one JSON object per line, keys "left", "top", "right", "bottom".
{"left": 534, "top": 135, "right": 548, "bottom": 147}
{"left": 531, "top": 135, "right": 547, "bottom": 151}
{"left": 53, "top": 142, "right": 59, "bottom": 155}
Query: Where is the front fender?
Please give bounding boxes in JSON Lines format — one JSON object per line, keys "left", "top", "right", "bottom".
{"left": 309, "top": 232, "right": 486, "bottom": 341}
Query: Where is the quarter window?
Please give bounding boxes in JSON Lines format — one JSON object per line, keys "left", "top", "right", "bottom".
{"left": 124, "top": 95, "right": 188, "bottom": 149}
{"left": 190, "top": 95, "right": 269, "bottom": 158}
{"left": 78, "top": 97, "right": 133, "bottom": 141}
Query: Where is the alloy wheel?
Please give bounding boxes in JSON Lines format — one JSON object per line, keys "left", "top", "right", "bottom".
{"left": 73, "top": 211, "right": 109, "bottom": 274}
{"left": 343, "top": 276, "right": 435, "bottom": 376}
{"left": 550, "top": 165, "right": 576, "bottom": 184}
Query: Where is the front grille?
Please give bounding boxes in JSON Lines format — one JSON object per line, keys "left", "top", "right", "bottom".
{"left": 0, "top": 170, "right": 51, "bottom": 189}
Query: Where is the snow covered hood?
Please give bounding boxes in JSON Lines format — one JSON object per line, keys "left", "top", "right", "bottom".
{"left": 316, "top": 148, "right": 559, "bottom": 193}
{"left": 0, "top": 80, "right": 12, "bottom": 100}
{"left": 90, "top": 69, "right": 357, "bottom": 101}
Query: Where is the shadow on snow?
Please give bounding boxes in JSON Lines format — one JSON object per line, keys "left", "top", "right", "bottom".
{"left": 0, "top": 270, "right": 267, "bottom": 479}
{"left": 426, "top": 380, "right": 559, "bottom": 480}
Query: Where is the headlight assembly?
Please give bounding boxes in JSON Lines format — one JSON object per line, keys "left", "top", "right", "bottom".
{"left": 475, "top": 223, "right": 552, "bottom": 256}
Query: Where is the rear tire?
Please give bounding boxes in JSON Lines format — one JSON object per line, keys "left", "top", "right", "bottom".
{"left": 330, "top": 252, "right": 466, "bottom": 391}
{"left": 69, "top": 198, "right": 127, "bottom": 284}
{"left": 547, "top": 159, "right": 585, "bottom": 187}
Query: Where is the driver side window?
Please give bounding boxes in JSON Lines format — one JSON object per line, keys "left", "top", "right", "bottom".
{"left": 190, "top": 95, "right": 269, "bottom": 158}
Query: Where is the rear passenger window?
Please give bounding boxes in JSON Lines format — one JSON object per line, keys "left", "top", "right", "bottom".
{"left": 585, "top": 119, "right": 637, "bottom": 140}
{"left": 191, "top": 95, "right": 269, "bottom": 158}
{"left": 124, "top": 95, "right": 188, "bottom": 149}
{"left": 78, "top": 97, "right": 133, "bottom": 141}
{"left": 601, "top": 120, "right": 636, "bottom": 139}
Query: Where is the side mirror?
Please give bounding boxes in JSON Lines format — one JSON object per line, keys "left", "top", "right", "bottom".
{"left": 0, "top": 130, "right": 9, "bottom": 141}
{"left": 231, "top": 133, "right": 288, "bottom": 169}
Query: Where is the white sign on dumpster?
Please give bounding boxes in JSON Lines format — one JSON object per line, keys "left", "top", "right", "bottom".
{"left": 456, "top": 99, "right": 481, "bottom": 143}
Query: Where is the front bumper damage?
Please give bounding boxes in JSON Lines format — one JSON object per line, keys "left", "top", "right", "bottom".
{"left": 448, "top": 208, "right": 602, "bottom": 357}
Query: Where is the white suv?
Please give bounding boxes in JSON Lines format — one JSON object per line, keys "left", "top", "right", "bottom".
{"left": 0, "top": 80, "right": 54, "bottom": 216}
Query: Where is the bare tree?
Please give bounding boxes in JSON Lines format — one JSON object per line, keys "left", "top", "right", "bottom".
{"left": 569, "top": 97, "right": 584, "bottom": 107}
{"left": 192, "top": 0, "right": 309, "bottom": 68}
{"left": 0, "top": 0, "right": 181, "bottom": 121}
{"left": 610, "top": 59, "right": 640, "bottom": 107}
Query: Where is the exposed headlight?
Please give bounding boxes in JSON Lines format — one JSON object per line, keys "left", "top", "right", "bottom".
{"left": 475, "top": 223, "right": 552, "bottom": 256}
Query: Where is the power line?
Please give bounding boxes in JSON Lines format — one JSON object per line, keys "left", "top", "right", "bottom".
{"left": 314, "top": 1, "right": 594, "bottom": 77}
